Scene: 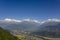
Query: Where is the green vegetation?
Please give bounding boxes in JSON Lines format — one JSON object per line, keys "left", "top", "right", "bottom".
{"left": 0, "top": 27, "right": 44, "bottom": 40}
{"left": 0, "top": 27, "right": 47, "bottom": 40}
{"left": 0, "top": 27, "right": 19, "bottom": 40}
{"left": 0, "top": 25, "right": 60, "bottom": 40}
{"left": 15, "top": 34, "right": 44, "bottom": 40}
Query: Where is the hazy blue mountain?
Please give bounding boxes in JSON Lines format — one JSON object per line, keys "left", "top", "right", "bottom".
{"left": 29, "top": 19, "right": 60, "bottom": 37}
{"left": 0, "top": 19, "right": 40, "bottom": 32}
{"left": 0, "top": 18, "right": 60, "bottom": 37}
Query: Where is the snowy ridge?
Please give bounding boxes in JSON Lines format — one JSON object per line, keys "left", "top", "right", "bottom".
{"left": 4, "top": 18, "right": 40, "bottom": 23}
{"left": 0, "top": 18, "right": 60, "bottom": 24}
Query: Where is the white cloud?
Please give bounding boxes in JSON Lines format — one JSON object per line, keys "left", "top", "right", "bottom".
{"left": 3, "top": 18, "right": 60, "bottom": 24}
{"left": 4, "top": 18, "right": 12, "bottom": 21}
{"left": 22, "top": 19, "right": 31, "bottom": 21}
{"left": 41, "top": 18, "right": 60, "bottom": 24}
{"left": 32, "top": 20, "right": 40, "bottom": 23}
{"left": 47, "top": 19, "right": 60, "bottom": 22}
{"left": 22, "top": 18, "right": 40, "bottom": 23}
{"left": 41, "top": 21, "right": 46, "bottom": 24}
{"left": 4, "top": 18, "right": 22, "bottom": 22}
{"left": 4, "top": 18, "right": 40, "bottom": 23}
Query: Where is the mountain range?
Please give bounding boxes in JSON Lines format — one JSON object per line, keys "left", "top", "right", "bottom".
{"left": 0, "top": 18, "right": 60, "bottom": 37}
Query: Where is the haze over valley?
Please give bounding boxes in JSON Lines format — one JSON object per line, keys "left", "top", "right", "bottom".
{"left": 0, "top": 0, "right": 60, "bottom": 40}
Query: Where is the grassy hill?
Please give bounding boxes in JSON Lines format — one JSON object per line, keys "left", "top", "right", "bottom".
{"left": 0, "top": 27, "right": 19, "bottom": 40}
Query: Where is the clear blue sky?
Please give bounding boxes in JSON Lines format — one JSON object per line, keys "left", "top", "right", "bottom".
{"left": 0, "top": 0, "right": 60, "bottom": 20}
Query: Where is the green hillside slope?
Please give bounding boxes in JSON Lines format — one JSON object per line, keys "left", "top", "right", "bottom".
{"left": 0, "top": 27, "right": 19, "bottom": 40}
